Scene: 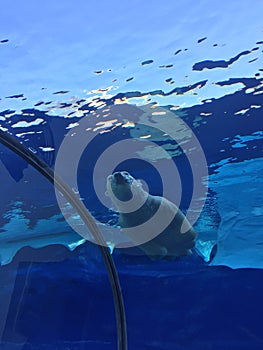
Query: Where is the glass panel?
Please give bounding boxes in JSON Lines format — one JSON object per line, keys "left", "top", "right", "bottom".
{"left": 0, "top": 148, "right": 115, "bottom": 348}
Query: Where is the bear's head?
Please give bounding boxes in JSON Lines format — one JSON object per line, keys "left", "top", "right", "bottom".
{"left": 106, "top": 171, "right": 148, "bottom": 212}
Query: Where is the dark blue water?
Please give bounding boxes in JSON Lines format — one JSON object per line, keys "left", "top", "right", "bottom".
{"left": 1, "top": 244, "right": 263, "bottom": 349}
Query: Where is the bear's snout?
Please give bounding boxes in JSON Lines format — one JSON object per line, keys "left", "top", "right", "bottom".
{"left": 111, "top": 171, "right": 133, "bottom": 185}
{"left": 114, "top": 172, "right": 123, "bottom": 180}
{"left": 113, "top": 171, "right": 126, "bottom": 184}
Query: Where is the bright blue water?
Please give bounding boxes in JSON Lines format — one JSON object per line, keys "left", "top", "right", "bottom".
{"left": 1, "top": 0, "right": 263, "bottom": 349}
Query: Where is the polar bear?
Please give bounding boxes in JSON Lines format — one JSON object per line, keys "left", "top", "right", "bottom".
{"left": 106, "top": 171, "right": 197, "bottom": 260}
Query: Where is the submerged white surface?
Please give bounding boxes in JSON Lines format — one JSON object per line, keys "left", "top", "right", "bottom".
{"left": 198, "top": 157, "right": 263, "bottom": 269}
{"left": 0, "top": 210, "right": 85, "bottom": 265}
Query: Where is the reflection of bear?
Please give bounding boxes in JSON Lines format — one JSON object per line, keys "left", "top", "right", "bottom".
{"left": 106, "top": 171, "right": 197, "bottom": 260}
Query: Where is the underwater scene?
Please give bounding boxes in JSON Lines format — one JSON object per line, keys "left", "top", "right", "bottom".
{"left": 0, "top": 0, "right": 263, "bottom": 349}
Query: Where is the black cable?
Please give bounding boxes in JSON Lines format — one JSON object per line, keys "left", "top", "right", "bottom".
{"left": 0, "top": 129, "right": 128, "bottom": 350}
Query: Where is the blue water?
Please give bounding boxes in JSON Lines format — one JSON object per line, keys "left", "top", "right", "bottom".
{"left": 1, "top": 247, "right": 263, "bottom": 350}
{"left": 1, "top": 0, "right": 263, "bottom": 349}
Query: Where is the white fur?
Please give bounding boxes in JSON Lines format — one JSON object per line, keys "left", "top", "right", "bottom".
{"left": 106, "top": 171, "right": 197, "bottom": 259}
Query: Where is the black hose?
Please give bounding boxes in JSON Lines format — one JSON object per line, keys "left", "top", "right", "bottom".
{"left": 0, "top": 129, "right": 128, "bottom": 350}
